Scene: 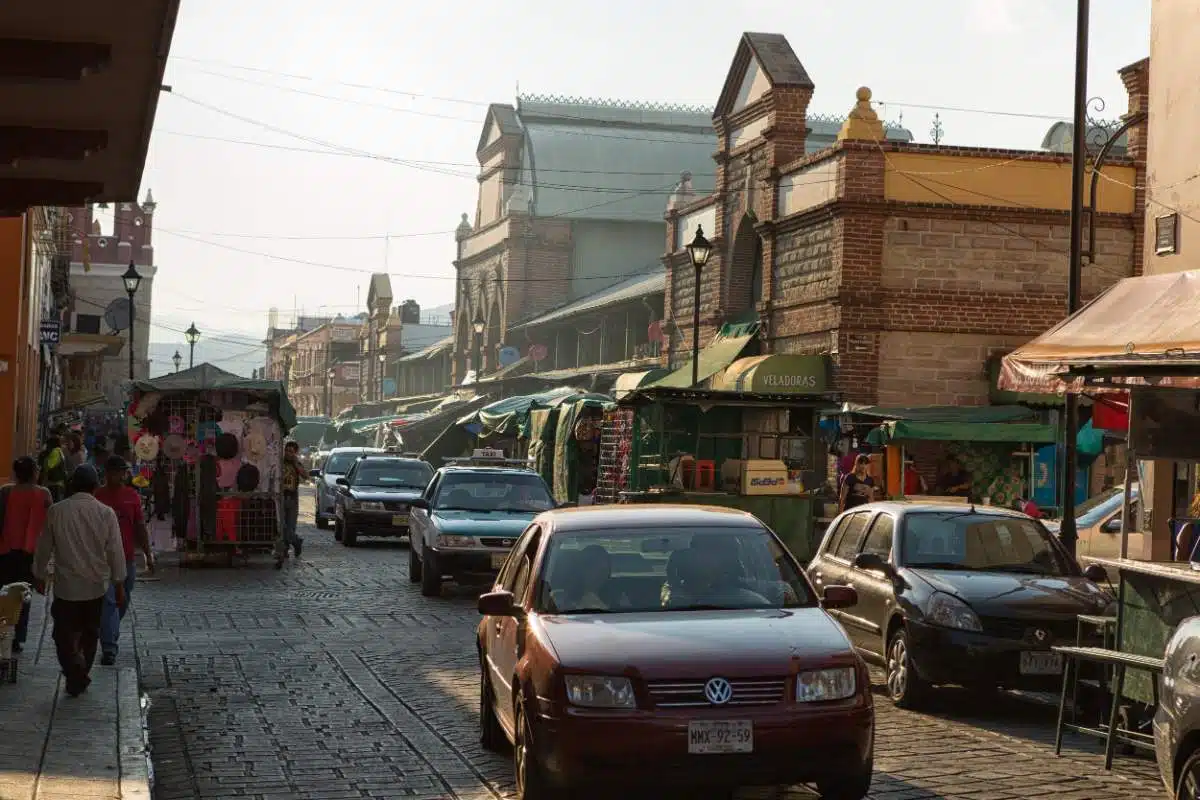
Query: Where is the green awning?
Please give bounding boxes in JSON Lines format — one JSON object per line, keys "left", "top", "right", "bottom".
{"left": 713, "top": 354, "right": 831, "bottom": 394}
{"left": 650, "top": 322, "right": 759, "bottom": 389}
{"left": 613, "top": 368, "right": 670, "bottom": 399}
{"left": 866, "top": 421, "right": 1058, "bottom": 445}
{"left": 829, "top": 405, "right": 1037, "bottom": 424}
{"left": 130, "top": 362, "right": 297, "bottom": 432}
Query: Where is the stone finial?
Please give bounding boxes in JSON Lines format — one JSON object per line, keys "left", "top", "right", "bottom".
{"left": 836, "top": 86, "right": 885, "bottom": 143}
{"left": 506, "top": 181, "right": 531, "bottom": 215}
{"left": 666, "top": 171, "right": 695, "bottom": 212}
{"left": 455, "top": 212, "right": 473, "bottom": 240}
{"left": 142, "top": 188, "right": 156, "bottom": 213}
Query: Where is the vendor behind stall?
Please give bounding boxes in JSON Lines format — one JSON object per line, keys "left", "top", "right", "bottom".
{"left": 937, "top": 455, "right": 972, "bottom": 498}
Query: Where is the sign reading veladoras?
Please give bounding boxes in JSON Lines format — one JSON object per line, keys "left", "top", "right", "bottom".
{"left": 715, "top": 354, "right": 831, "bottom": 394}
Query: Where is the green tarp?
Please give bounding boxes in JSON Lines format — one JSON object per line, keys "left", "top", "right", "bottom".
{"left": 527, "top": 407, "right": 558, "bottom": 487}
{"left": 552, "top": 397, "right": 607, "bottom": 503}
{"left": 649, "top": 322, "right": 759, "bottom": 389}
{"left": 831, "top": 405, "right": 1037, "bottom": 424}
{"left": 465, "top": 387, "right": 605, "bottom": 439}
{"left": 130, "top": 362, "right": 297, "bottom": 432}
{"left": 866, "top": 421, "right": 1058, "bottom": 445}
{"left": 290, "top": 419, "right": 330, "bottom": 447}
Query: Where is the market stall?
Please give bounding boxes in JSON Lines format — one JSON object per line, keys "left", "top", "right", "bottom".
{"left": 125, "top": 363, "right": 296, "bottom": 567}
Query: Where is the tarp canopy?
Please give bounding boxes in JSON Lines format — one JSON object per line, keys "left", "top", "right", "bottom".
{"left": 463, "top": 387, "right": 606, "bottom": 438}
{"left": 713, "top": 354, "right": 831, "bottom": 394}
{"left": 553, "top": 396, "right": 608, "bottom": 503}
{"left": 130, "top": 362, "right": 297, "bottom": 431}
{"left": 826, "top": 404, "right": 1038, "bottom": 424}
{"left": 649, "top": 322, "right": 759, "bottom": 389}
{"left": 290, "top": 417, "right": 330, "bottom": 447}
{"left": 866, "top": 421, "right": 1058, "bottom": 446}
{"left": 1000, "top": 269, "right": 1200, "bottom": 392}
{"left": 613, "top": 368, "right": 669, "bottom": 400}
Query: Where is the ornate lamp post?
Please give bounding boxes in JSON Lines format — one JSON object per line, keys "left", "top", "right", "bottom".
{"left": 121, "top": 262, "right": 142, "bottom": 380}
{"left": 184, "top": 322, "right": 200, "bottom": 368}
{"left": 472, "top": 313, "right": 486, "bottom": 376}
{"left": 684, "top": 226, "right": 713, "bottom": 387}
{"left": 172, "top": 350, "right": 182, "bottom": 372}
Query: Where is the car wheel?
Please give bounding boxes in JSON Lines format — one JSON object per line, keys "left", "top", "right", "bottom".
{"left": 886, "top": 627, "right": 928, "bottom": 709}
{"left": 420, "top": 549, "right": 442, "bottom": 597}
{"left": 514, "top": 698, "right": 555, "bottom": 799}
{"left": 408, "top": 545, "right": 421, "bottom": 583}
{"left": 344, "top": 528, "right": 358, "bottom": 547}
{"left": 1178, "top": 747, "right": 1200, "bottom": 799}
{"left": 479, "top": 666, "right": 506, "bottom": 752}
{"left": 817, "top": 766, "right": 872, "bottom": 800}
{"left": 334, "top": 520, "right": 344, "bottom": 542}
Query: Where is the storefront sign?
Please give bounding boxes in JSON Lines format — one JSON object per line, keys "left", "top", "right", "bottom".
{"left": 718, "top": 355, "right": 830, "bottom": 395}
{"left": 40, "top": 320, "right": 61, "bottom": 345}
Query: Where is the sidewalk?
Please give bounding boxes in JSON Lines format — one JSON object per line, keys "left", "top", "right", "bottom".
{"left": 0, "top": 593, "right": 150, "bottom": 800}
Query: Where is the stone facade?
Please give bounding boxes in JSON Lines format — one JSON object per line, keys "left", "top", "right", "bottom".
{"left": 664, "top": 32, "right": 1145, "bottom": 406}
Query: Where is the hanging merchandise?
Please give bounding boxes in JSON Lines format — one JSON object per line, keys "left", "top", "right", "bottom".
{"left": 216, "top": 458, "right": 241, "bottom": 489}
{"left": 168, "top": 415, "right": 185, "bottom": 435}
{"left": 214, "top": 432, "right": 240, "bottom": 460}
{"left": 134, "top": 434, "right": 160, "bottom": 462}
{"left": 163, "top": 434, "right": 186, "bottom": 461}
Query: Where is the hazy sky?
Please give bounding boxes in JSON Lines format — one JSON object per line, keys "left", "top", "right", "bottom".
{"left": 134, "top": 0, "right": 1150, "bottom": 365}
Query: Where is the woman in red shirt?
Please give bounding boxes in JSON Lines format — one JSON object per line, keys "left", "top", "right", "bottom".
{"left": 0, "top": 456, "right": 53, "bottom": 652}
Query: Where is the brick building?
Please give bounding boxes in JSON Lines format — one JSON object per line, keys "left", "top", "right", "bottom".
{"left": 662, "top": 32, "right": 1144, "bottom": 407}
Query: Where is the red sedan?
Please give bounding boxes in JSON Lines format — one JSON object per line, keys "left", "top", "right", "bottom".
{"left": 475, "top": 505, "right": 874, "bottom": 799}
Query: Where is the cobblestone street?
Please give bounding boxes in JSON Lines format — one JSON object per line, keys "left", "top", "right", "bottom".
{"left": 128, "top": 493, "right": 1169, "bottom": 800}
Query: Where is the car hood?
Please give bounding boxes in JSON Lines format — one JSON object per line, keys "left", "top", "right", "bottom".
{"left": 348, "top": 488, "right": 424, "bottom": 502}
{"left": 539, "top": 608, "right": 855, "bottom": 678}
{"left": 431, "top": 510, "right": 535, "bottom": 537}
{"left": 905, "top": 569, "right": 1112, "bottom": 617}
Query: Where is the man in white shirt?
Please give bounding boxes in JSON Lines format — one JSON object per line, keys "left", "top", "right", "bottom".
{"left": 33, "top": 465, "right": 127, "bottom": 697}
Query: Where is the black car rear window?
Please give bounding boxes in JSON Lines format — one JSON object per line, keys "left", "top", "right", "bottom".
{"left": 900, "top": 512, "right": 1071, "bottom": 576}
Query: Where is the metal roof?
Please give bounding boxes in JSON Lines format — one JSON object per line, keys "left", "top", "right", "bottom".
{"left": 397, "top": 335, "right": 453, "bottom": 363}
{"left": 509, "top": 270, "right": 665, "bottom": 331}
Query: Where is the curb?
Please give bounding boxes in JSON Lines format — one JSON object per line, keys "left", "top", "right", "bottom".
{"left": 116, "top": 666, "right": 152, "bottom": 800}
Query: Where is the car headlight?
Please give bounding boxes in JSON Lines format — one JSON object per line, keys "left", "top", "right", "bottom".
{"left": 926, "top": 592, "right": 983, "bottom": 632}
{"left": 564, "top": 675, "right": 636, "bottom": 708}
{"left": 436, "top": 534, "right": 476, "bottom": 548}
{"left": 796, "top": 667, "right": 857, "bottom": 703}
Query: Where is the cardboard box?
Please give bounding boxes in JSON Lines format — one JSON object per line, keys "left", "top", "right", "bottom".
{"left": 742, "top": 459, "right": 795, "bottom": 495}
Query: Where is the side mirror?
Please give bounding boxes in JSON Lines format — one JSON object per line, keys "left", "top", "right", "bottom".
{"left": 310, "top": 469, "right": 322, "bottom": 478}
{"left": 821, "top": 585, "right": 859, "bottom": 610}
{"left": 1101, "top": 518, "right": 1122, "bottom": 534}
{"left": 335, "top": 477, "right": 349, "bottom": 487}
{"left": 409, "top": 498, "right": 430, "bottom": 511}
{"left": 853, "top": 551, "right": 894, "bottom": 577}
{"left": 478, "top": 590, "right": 519, "bottom": 617}
{"left": 1083, "top": 563, "right": 1109, "bottom": 584}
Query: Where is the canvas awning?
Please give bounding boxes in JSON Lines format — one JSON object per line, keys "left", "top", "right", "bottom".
{"left": 713, "top": 354, "right": 831, "bottom": 394}
{"left": 612, "top": 368, "right": 669, "bottom": 400}
{"left": 1000, "top": 270, "right": 1200, "bottom": 392}
{"left": 130, "top": 362, "right": 297, "bottom": 431}
{"left": 649, "top": 322, "right": 759, "bottom": 389}
{"left": 866, "top": 421, "right": 1058, "bottom": 446}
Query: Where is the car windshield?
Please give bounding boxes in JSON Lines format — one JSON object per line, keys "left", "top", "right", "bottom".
{"left": 1076, "top": 485, "right": 1137, "bottom": 528}
{"left": 901, "top": 512, "right": 1070, "bottom": 576}
{"left": 350, "top": 462, "right": 432, "bottom": 489}
{"left": 435, "top": 473, "right": 554, "bottom": 513}
{"left": 534, "top": 526, "right": 815, "bottom": 614}
{"left": 325, "top": 452, "right": 370, "bottom": 474}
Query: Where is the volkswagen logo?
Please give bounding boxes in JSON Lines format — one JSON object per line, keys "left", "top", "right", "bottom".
{"left": 704, "top": 677, "right": 733, "bottom": 705}
{"left": 501, "top": 539, "right": 514, "bottom": 547}
{"left": 1034, "top": 629, "right": 1048, "bottom": 643}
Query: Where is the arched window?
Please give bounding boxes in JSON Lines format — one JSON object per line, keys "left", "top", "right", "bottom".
{"left": 728, "top": 215, "right": 763, "bottom": 318}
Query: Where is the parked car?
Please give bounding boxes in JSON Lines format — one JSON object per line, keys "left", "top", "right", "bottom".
{"left": 1156, "top": 614, "right": 1200, "bottom": 799}
{"left": 1043, "top": 483, "right": 1142, "bottom": 578}
{"left": 332, "top": 455, "right": 433, "bottom": 546}
{"left": 311, "top": 447, "right": 383, "bottom": 529}
{"left": 476, "top": 504, "right": 873, "bottom": 799}
{"left": 807, "top": 501, "right": 1113, "bottom": 708}
{"left": 409, "top": 460, "right": 556, "bottom": 597}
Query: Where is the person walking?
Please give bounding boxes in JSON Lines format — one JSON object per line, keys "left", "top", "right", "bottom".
{"left": 94, "top": 456, "right": 154, "bottom": 665}
{"left": 280, "top": 441, "right": 308, "bottom": 560}
{"left": 32, "top": 465, "right": 127, "bottom": 697}
{"left": 39, "top": 436, "right": 67, "bottom": 502}
{"left": 0, "top": 456, "right": 53, "bottom": 653}
{"left": 63, "top": 432, "right": 87, "bottom": 473}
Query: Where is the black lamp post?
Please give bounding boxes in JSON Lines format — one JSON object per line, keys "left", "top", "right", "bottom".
{"left": 472, "top": 314, "right": 486, "bottom": 376}
{"left": 184, "top": 322, "right": 200, "bottom": 368}
{"left": 685, "top": 225, "right": 713, "bottom": 387}
{"left": 121, "top": 262, "right": 142, "bottom": 380}
{"left": 172, "top": 350, "right": 182, "bottom": 372}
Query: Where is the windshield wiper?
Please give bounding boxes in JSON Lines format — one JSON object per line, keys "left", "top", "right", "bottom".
{"left": 436, "top": 507, "right": 492, "bottom": 513}
{"left": 909, "top": 562, "right": 975, "bottom": 571}
{"left": 988, "top": 564, "right": 1053, "bottom": 575}
{"left": 670, "top": 603, "right": 757, "bottom": 611}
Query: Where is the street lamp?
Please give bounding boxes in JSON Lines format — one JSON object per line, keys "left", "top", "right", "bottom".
{"left": 184, "top": 322, "right": 201, "bottom": 368}
{"left": 685, "top": 225, "right": 713, "bottom": 387}
{"left": 172, "top": 350, "right": 182, "bottom": 372}
{"left": 472, "top": 313, "right": 486, "bottom": 375}
{"left": 121, "top": 262, "right": 142, "bottom": 380}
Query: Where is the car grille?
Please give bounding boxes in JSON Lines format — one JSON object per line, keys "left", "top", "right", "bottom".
{"left": 979, "top": 617, "right": 1080, "bottom": 645}
{"left": 479, "top": 537, "right": 519, "bottom": 548}
{"left": 384, "top": 501, "right": 412, "bottom": 512}
{"left": 646, "top": 678, "right": 787, "bottom": 708}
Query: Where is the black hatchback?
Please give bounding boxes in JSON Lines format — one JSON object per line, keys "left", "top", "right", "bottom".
{"left": 807, "top": 501, "right": 1113, "bottom": 708}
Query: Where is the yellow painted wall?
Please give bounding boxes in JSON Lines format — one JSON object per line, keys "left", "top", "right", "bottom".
{"left": 884, "top": 152, "right": 1136, "bottom": 215}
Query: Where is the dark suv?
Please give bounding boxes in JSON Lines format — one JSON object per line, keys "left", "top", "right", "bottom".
{"left": 333, "top": 456, "right": 433, "bottom": 547}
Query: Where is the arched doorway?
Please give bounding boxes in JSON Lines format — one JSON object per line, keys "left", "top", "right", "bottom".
{"left": 727, "top": 215, "right": 763, "bottom": 320}
{"left": 486, "top": 297, "right": 502, "bottom": 373}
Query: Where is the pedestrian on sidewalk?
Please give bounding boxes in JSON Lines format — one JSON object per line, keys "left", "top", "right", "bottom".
{"left": 94, "top": 456, "right": 155, "bottom": 666}
{"left": 280, "top": 441, "right": 308, "bottom": 560}
{"left": 32, "top": 465, "right": 127, "bottom": 697}
{"left": 38, "top": 436, "right": 67, "bottom": 502}
{"left": 0, "top": 456, "right": 53, "bottom": 653}
{"left": 63, "top": 432, "right": 87, "bottom": 473}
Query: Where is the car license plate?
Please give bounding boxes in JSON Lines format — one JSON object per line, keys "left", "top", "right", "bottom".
{"left": 687, "top": 721, "right": 753, "bottom": 754}
{"left": 491, "top": 553, "right": 507, "bottom": 569}
{"left": 392, "top": 515, "right": 408, "bottom": 526}
{"left": 1019, "top": 651, "right": 1063, "bottom": 675}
